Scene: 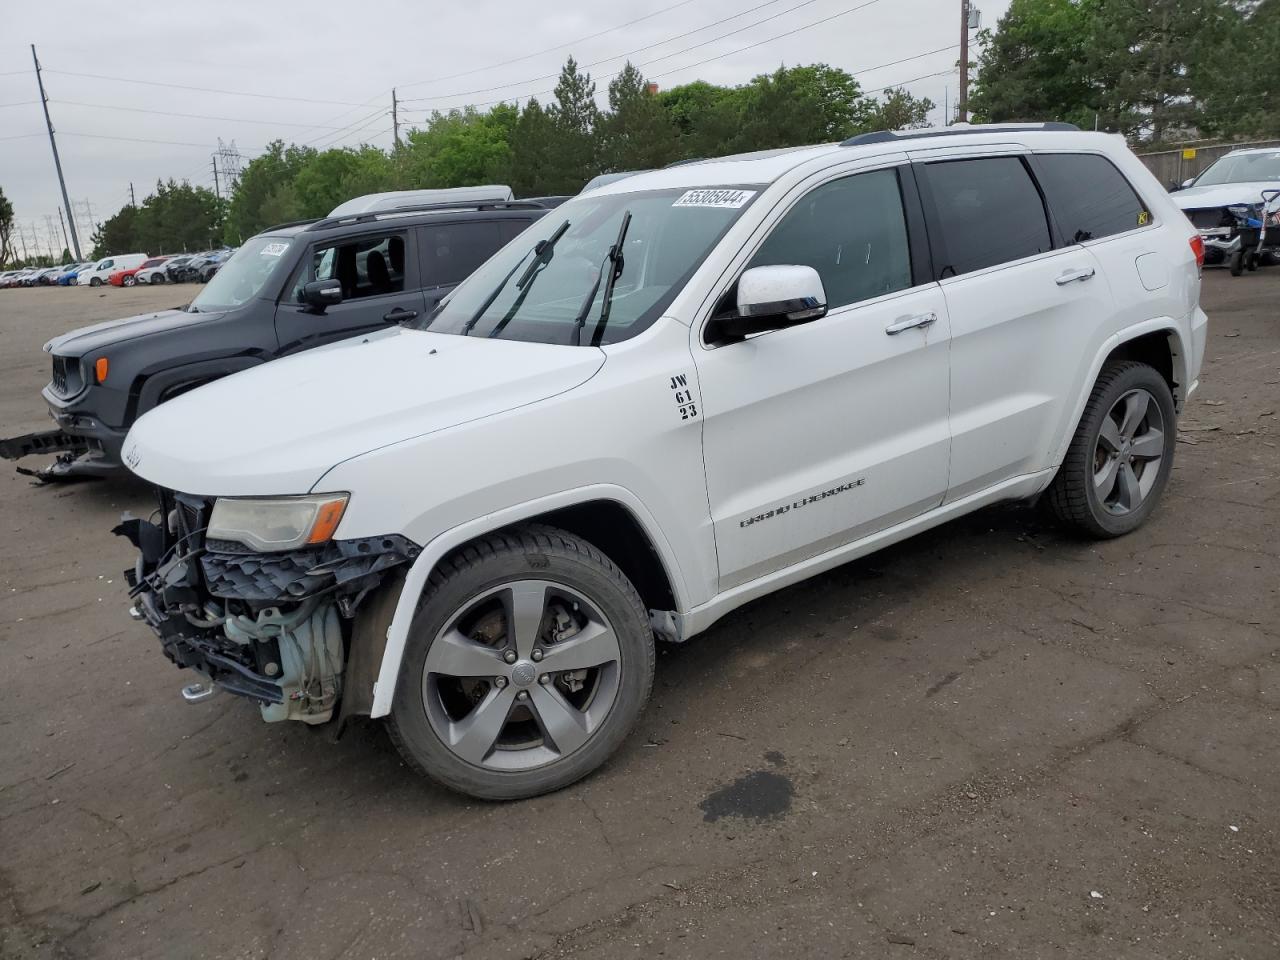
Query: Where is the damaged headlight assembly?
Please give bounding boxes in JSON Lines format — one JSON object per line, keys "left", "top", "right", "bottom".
{"left": 118, "top": 488, "right": 419, "bottom": 726}
{"left": 206, "top": 492, "right": 349, "bottom": 551}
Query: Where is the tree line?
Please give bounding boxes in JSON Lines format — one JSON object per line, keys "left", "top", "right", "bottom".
{"left": 971, "top": 0, "right": 1280, "bottom": 144}
{"left": 78, "top": 58, "right": 933, "bottom": 258}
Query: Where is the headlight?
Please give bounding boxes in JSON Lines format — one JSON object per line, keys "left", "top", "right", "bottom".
{"left": 207, "top": 493, "right": 349, "bottom": 552}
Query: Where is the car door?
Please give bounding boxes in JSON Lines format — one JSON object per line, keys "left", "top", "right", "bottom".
{"left": 694, "top": 163, "right": 953, "bottom": 592}
{"left": 912, "top": 150, "right": 1115, "bottom": 502}
{"left": 417, "top": 218, "right": 532, "bottom": 311}
{"left": 274, "top": 229, "right": 424, "bottom": 355}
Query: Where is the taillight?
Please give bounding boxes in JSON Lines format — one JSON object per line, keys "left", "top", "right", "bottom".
{"left": 1189, "top": 235, "right": 1205, "bottom": 267}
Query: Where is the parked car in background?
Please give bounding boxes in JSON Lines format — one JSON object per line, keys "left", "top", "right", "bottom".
{"left": 134, "top": 257, "right": 176, "bottom": 284}
{"left": 112, "top": 256, "right": 171, "bottom": 286}
{"left": 77, "top": 253, "right": 149, "bottom": 287}
{"left": 21, "top": 267, "right": 62, "bottom": 286}
{"left": 161, "top": 255, "right": 193, "bottom": 282}
{"left": 1172, "top": 147, "right": 1280, "bottom": 274}
{"left": 112, "top": 125, "right": 1206, "bottom": 800}
{"left": 1, "top": 189, "right": 551, "bottom": 479}
{"left": 56, "top": 263, "right": 95, "bottom": 285}
{"left": 0, "top": 270, "right": 30, "bottom": 288}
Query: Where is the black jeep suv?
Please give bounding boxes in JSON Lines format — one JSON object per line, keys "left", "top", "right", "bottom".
{"left": 2, "top": 197, "right": 553, "bottom": 479}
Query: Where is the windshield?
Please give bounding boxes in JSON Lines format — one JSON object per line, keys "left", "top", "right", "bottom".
{"left": 190, "top": 236, "right": 291, "bottom": 311}
{"left": 1194, "top": 151, "right": 1280, "bottom": 187}
{"left": 417, "top": 186, "right": 760, "bottom": 345}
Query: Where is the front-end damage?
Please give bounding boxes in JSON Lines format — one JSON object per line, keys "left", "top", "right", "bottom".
{"left": 116, "top": 490, "right": 418, "bottom": 724}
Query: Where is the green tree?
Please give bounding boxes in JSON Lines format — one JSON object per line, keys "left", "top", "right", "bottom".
{"left": 862, "top": 87, "right": 936, "bottom": 131}
{"left": 291, "top": 146, "right": 397, "bottom": 218}
{"left": 223, "top": 140, "right": 316, "bottom": 244}
{"left": 658, "top": 81, "right": 744, "bottom": 158}
{"left": 1199, "top": 0, "right": 1280, "bottom": 137}
{"left": 970, "top": 0, "right": 1098, "bottom": 127}
{"left": 732, "top": 65, "right": 872, "bottom": 151}
{"left": 90, "top": 204, "right": 140, "bottom": 258}
{"left": 402, "top": 104, "right": 518, "bottom": 188}
{"left": 133, "top": 179, "right": 225, "bottom": 253}
{"left": 546, "top": 57, "right": 600, "bottom": 193}
{"left": 509, "top": 97, "right": 560, "bottom": 196}
{"left": 0, "top": 186, "right": 14, "bottom": 267}
{"left": 597, "top": 62, "right": 681, "bottom": 172}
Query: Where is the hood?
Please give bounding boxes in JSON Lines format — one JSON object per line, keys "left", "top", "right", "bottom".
{"left": 1174, "top": 181, "right": 1280, "bottom": 211}
{"left": 123, "top": 327, "right": 606, "bottom": 496}
{"left": 43, "top": 307, "right": 224, "bottom": 357}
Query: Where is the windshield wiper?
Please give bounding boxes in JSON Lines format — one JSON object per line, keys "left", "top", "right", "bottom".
{"left": 459, "top": 220, "right": 569, "bottom": 336}
{"left": 570, "top": 210, "right": 631, "bottom": 347}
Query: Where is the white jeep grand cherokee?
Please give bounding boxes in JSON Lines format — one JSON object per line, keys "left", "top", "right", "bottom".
{"left": 119, "top": 124, "right": 1208, "bottom": 800}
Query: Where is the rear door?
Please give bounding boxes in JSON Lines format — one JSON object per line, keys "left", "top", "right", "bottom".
{"left": 274, "top": 228, "right": 423, "bottom": 355}
{"left": 913, "top": 150, "right": 1114, "bottom": 501}
{"left": 418, "top": 217, "right": 534, "bottom": 311}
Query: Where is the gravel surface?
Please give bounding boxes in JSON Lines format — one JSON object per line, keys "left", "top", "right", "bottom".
{"left": 1, "top": 274, "right": 1277, "bottom": 959}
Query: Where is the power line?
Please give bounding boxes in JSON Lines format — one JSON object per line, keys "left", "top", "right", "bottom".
{"left": 0, "top": 131, "right": 43, "bottom": 141}
{"left": 59, "top": 130, "right": 264, "bottom": 150}
{"left": 396, "top": 0, "right": 701, "bottom": 90}
{"left": 0, "top": 100, "right": 38, "bottom": 108}
{"left": 50, "top": 99, "right": 366, "bottom": 130}
{"left": 400, "top": 0, "right": 825, "bottom": 105}
{"left": 862, "top": 67, "right": 957, "bottom": 96}
{"left": 42, "top": 68, "right": 370, "bottom": 107}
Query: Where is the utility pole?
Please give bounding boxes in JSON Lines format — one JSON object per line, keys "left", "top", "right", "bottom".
{"left": 211, "top": 155, "right": 221, "bottom": 201}
{"left": 129, "top": 182, "right": 136, "bottom": 207}
{"left": 392, "top": 88, "right": 401, "bottom": 148}
{"left": 958, "top": 0, "right": 970, "bottom": 124}
{"left": 57, "top": 207, "right": 70, "bottom": 258}
{"left": 31, "top": 44, "right": 82, "bottom": 260}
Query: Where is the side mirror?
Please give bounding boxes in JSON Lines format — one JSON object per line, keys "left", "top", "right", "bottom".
{"left": 302, "top": 278, "right": 343, "bottom": 313}
{"left": 705, "top": 265, "right": 828, "bottom": 343}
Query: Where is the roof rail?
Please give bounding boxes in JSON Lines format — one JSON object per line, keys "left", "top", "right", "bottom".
{"left": 263, "top": 217, "right": 323, "bottom": 232}
{"left": 305, "top": 199, "right": 555, "bottom": 232}
{"left": 841, "top": 122, "right": 1081, "bottom": 147}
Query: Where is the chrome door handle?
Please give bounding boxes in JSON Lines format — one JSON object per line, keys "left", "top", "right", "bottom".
{"left": 885, "top": 312, "right": 937, "bottom": 335}
{"left": 1055, "top": 267, "right": 1096, "bottom": 285}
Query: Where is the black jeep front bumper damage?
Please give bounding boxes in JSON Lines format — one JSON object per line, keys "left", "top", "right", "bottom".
{"left": 115, "top": 490, "right": 419, "bottom": 722}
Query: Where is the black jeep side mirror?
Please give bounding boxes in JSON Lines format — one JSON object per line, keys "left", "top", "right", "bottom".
{"left": 303, "top": 278, "right": 343, "bottom": 313}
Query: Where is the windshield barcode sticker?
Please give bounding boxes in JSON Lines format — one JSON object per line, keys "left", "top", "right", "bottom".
{"left": 673, "top": 189, "right": 756, "bottom": 209}
{"left": 260, "top": 242, "right": 288, "bottom": 257}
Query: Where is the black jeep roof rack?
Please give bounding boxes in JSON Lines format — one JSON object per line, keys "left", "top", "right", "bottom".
{"left": 841, "top": 122, "right": 1081, "bottom": 147}
{"left": 263, "top": 217, "right": 323, "bottom": 232}
{"left": 305, "top": 199, "right": 554, "bottom": 232}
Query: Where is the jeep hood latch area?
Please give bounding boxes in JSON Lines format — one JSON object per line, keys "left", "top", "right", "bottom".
{"left": 115, "top": 490, "right": 419, "bottom": 725}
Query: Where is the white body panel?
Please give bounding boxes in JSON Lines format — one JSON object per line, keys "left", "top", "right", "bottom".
{"left": 123, "top": 128, "right": 1207, "bottom": 720}
{"left": 78, "top": 253, "right": 148, "bottom": 285}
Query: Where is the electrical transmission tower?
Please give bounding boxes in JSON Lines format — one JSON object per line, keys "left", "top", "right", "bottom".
{"left": 214, "top": 139, "right": 245, "bottom": 196}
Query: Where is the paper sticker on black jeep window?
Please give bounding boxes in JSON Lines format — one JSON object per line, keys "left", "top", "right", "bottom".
{"left": 672, "top": 189, "right": 756, "bottom": 209}
{"left": 260, "top": 242, "right": 288, "bottom": 257}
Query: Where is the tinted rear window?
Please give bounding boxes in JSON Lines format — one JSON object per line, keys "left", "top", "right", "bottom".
{"left": 1034, "top": 153, "right": 1151, "bottom": 243}
{"left": 923, "top": 157, "right": 1052, "bottom": 277}
{"left": 420, "top": 220, "right": 504, "bottom": 287}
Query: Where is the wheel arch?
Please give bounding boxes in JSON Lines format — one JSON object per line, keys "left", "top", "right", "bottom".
{"left": 1050, "top": 319, "right": 1187, "bottom": 470}
{"left": 364, "top": 485, "right": 688, "bottom": 719}
{"left": 130, "top": 355, "right": 266, "bottom": 420}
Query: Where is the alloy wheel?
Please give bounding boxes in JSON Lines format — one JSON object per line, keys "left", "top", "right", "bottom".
{"left": 1093, "top": 388, "right": 1166, "bottom": 515}
{"left": 421, "top": 580, "right": 623, "bottom": 772}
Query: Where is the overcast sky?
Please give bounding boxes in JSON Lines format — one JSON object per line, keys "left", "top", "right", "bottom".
{"left": 0, "top": 0, "right": 1009, "bottom": 256}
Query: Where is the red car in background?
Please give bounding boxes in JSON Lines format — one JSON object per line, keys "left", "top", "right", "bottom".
{"left": 109, "top": 256, "right": 169, "bottom": 287}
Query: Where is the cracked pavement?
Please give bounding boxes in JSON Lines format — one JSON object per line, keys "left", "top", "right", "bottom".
{"left": 1, "top": 275, "right": 1277, "bottom": 959}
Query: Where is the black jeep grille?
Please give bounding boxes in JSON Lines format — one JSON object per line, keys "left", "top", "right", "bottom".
{"left": 49, "top": 356, "right": 83, "bottom": 397}
{"left": 51, "top": 356, "right": 67, "bottom": 395}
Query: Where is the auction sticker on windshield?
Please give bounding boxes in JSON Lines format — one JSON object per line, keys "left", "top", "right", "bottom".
{"left": 672, "top": 189, "right": 757, "bottom": 209}
{"left": 260, "top": 242, "right": 289, "bottom": 257}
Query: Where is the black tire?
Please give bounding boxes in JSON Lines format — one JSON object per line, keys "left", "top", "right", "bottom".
{"left": 387, "top": 524, "right": 655, "bottom": 800}
{"left": 1229, "top": 251, "right": 1244, "bottom": 276}
{"left": 1246, "top": 252, "right": 1259, "bottom": 272}
{"left": 1046, "top": 361, "right": 1176, "bottom": 538}
{"left": 89, "top": 276, "right": 102, "bottom": 287}
{"left": 123, "top": 275, "right": 136, "bottom": 287}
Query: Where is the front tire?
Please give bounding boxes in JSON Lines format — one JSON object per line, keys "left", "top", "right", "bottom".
{"left": 89, "top": 276, "right": 102, "bottom": 287}
{"left": 387, "top": 525, "right": 655, "bottom": 800}
{"left": 1046, "top": 361, "right": 1176, "bottom": 538}
{"left": 123, "top": 275, "right": 136, "bottom": 287}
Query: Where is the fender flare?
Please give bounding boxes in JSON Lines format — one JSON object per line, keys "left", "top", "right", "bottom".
{"left": 367, "top": 483, "right": 689, "bottom": 718}
{"left": 133, "top": 356, "right": 265, "bottom": 417}
{"left": 1048, "top": 318, "right": 1188, "bottom": 468}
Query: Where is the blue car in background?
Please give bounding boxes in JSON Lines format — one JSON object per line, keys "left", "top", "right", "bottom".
{"left": 55, "top": 263, "right": 94, "bottom": 285}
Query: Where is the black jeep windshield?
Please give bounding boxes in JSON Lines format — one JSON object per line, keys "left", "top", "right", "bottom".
{"left": 416, "top": 186, "right": 760, "bottom": 345}
{"left": 189, "top": 236, "right": 291, "bottom": 311}
{"left": 1194, "top": 151, "right": 1280, "bottom": 186}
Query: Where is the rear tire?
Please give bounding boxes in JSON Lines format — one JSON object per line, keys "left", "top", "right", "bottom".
{"left": 123, "top": 275, "right": 136, "bottom": 287}
{"left": 89, "top": 276, "right": 101, "bottom": 287}
{"left": 1046, "top": 361, "right": 1175, "bottom": 538}
{"left": 1229, "top": 251, "right": 1244, "bottom": 276}
{"left": 387, "top": 524, "right": 655, "bottom": 800}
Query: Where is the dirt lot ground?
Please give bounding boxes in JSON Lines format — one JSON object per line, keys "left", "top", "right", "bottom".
{"left": 0, "top": 276, "right": 1277, "bottom": 960}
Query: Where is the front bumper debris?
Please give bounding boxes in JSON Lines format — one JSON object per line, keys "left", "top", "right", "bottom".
{"left": 116, "top": 490, "right": 419, "bottom": 724}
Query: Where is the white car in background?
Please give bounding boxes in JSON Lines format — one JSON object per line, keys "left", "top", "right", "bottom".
{"left": 1172, "top": 147, "right": 1280, "bottom": 273}
{"left": 77, "top": 253, "right": 150, "bottom": 287}
{"left": 121, "top": 123, "right": 1207, "bottom": 800}
{"left": 134, "top": 258, "right": 175, "bottom": 284}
